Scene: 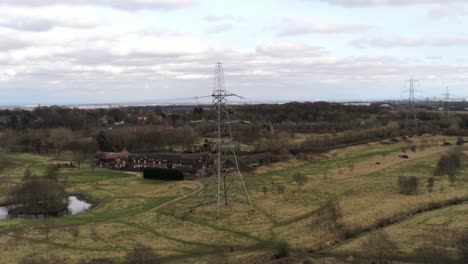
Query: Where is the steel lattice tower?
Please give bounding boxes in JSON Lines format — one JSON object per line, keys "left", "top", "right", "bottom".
{"left": 442, "top": 87, "right": 451, "bottom": 119}
{"left": 211, "top": 62, "right": 254, "bottom": 218}
{"left": 404, "top": 77, "right": 418, "bottom": 130}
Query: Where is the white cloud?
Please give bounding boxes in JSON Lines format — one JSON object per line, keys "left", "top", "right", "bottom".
{"left": 272, "top": 17, "right": 369, "bottom": 36}
{"left": 352, "top": 35, "right": 468, "bottom": 48}
{"left": 427, "top": 4, "right": 467, "bottom": 19}
{"left": 204, "top": 15, "right": 244, "bottom": 23}
{"left": 322, "top": 0, "right": 465, "bottom": 7}
{"left": 0, "top": 6, "right": 102, "bottom": 32}
{"left": 0, "top": 0, "right": 196, "bottom": 10}
{"left": 205, "top": 23, "right": 233, "bottom": 34}
{"left": 255, "top": 41, "right": 325, "bottom": 57}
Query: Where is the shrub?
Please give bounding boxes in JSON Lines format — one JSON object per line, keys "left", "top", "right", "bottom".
{"left": 22, "top": 167, "right": 32, "bottom": 182}
{"left": 79, "top": 258, "right": 116, "bottom": 264}
{"left": 292, "top": 172, "right": 308, "bottom": 190}
{"left": 125, "top": 243, "right": 160, "bottom": 264}
{"left": 69, "top": 226, "right": 79, "bottom": 239}
{"left": 427, "top": 177, "right": 435, "bottom": 193}
{"left": 19, "top": 255, "right": 69, "bottom": 264}
{"left": 361, "top": 230, "right": 398, "bottom": 264}
{"left": 434, "top": 150, "right": 464, "bottom": 177}
{"left": 45, "top": 164, "right": 59, "bottom": 181}
{"left": 8, "top": 177, "right": 68, "bottom": 215}
{"left": 397, "top": 176, "right": 419, "bottom": 195}
{"left": 458, "top": 231, "right": 468, "bottom": 263}
{"left": 414, "top": 245, "right": 452, "bottom": 264}
{"left": 207, "top": 248, "right": 230, "bottom": 264}
{"left": 272, "top": 240, "right": 290, "bottom": 259}
{"left": 143, "top": 167, "right": 184, "bottom": 181}
{"left": 316, "top": 199, "right": 343, "bottom": 231}
{"left": 0, "top": 149, "right": 12, "bottom": 171}
{"left": 275, "top": 184, "right": 286, "bottom": 194}
{"left": 90, "top": 225, "right": 99, "bottom": 241}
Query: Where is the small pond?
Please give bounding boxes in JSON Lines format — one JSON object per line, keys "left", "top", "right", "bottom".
{"left": 0, "top": 196, "right": 92, "bottom": 220}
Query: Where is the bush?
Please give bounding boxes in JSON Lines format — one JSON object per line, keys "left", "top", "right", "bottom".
{"left": 272, "top": 240, "right": 290, "bottom": 259}
{"left": 79, "top": 258, "right": 116, "bottom": 264}
{"left": 414, "top": 245, "right": 453, "bottom": 264}
{"left": 397, "top": 176, "right": 419, "bottom": 195}
{"left": 8, "top": 177, "right": 68, "bottom": 215}
{"left": 434, "top": 150, "right": 464, "bottom": 177}
{"left": 361, "top": 230, "right": 398, "bottom": 264}
{"left": 19, "top": 255, "right": 69, "bottom": 264}
{"left": 0, "top": 149, "right": 12, "bottom": 171}
{"left": 315, "top": 199, "right": 343, "bottom": 231}
{"left": 292, "top": 172, "right": 308, "bottom": 190}
{"left": 427, "top": 177, "right": 435, "bottom": 193}
{"left": 125, "top": 243, "right": 160, "bottom": 264}
{"left": 143, "top": 167, "right": 184, "bottom": 181}
{"left": 458, "top": 231, "right": 468, "bottom": 263}
{"left": 45, "top": 164, "right": 59, "bottom": 181}
{"left": 275, "top": 184, "right": 286, "bottom": 194}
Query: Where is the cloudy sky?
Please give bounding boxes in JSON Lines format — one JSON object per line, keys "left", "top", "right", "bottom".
{"left": 0, "top": 0, "right": 468, "bottom": 105}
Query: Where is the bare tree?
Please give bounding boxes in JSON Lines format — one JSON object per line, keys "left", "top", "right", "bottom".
{"left": 9, "top": 177, "right": 68, "bottom": 216}
{"left": 458, "top": 230, "right": 468, "bottom": 263}
{"left": 41, "top": 219, "right": 54, "bottom": 240}
{"left": 22, "top": 166, "right": 32, "bottom": 182}
{"left": 45, "top": 164, "right": 59, "bottom": 181}
{"left": 361, "top": 229, "right": 398, "bottom": 264}
{"left": 315, "top": 199, "right": 343, "bottom": 231}
{"left": 397, "top": 176, "right": 419, "bottom": 195}
{"left": 275, "top": 184, "right": 285, "bottom": 194}
{"left": 125, "top": 243, "right": 160, "bottom": 264}
{"left": 19, "top": 254, "right": 69, "bottom": 264}
{"left": 207, "top": 248, "right": 231, "bottom": 264}
{"left": 292, "top": 172, "right": 308, "bottom": 191}
{"left": 90, "top": 225, "right": 100, "bottom": 241}
{"left": 427, "top": 177, "right": 435, "bottom": 194}
{"left": 69, "top": 226, "right": 80, "bottom": 239}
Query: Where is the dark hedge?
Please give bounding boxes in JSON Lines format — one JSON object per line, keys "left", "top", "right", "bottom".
{"left": 143, "top": 167, "right": 184, "bottom": 181}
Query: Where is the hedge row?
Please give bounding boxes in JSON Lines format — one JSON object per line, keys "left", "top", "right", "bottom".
{"left": 143, "top": 167, "right": 184, "bottom": 181}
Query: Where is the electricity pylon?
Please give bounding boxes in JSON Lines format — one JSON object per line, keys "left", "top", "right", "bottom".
{"left": 442, "top": 87, "right": 452, "bottom": 119}
{"left": 194, "top": 62, "right": 254, "bottom": 219}
{"left": 404, "top": 77, "right": 418, "bottom": 130}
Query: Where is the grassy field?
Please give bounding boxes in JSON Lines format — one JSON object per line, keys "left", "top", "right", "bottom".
{"left": 0, "top": 135, "right": 467, "bottom": 263}
{"left": 327, "top": 202, "right": 468, "bottom": 263}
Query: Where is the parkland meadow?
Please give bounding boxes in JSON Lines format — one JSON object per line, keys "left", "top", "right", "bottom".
{"left": 1, "top": 135, "right": 467, "bottom": 263}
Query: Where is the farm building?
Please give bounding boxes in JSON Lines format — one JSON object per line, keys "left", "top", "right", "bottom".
{"left": 96, "top": 151, "right": 209, "bottom": 179}
{"left": 95, "top": 149, "right": 130, "bottom": 167}
{"left": 96, "top": 150, "right": 280, "bottom": 178}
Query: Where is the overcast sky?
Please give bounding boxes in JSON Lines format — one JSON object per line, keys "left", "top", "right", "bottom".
{"left": 0, "top": 0, "right": 468, "bottom": 105}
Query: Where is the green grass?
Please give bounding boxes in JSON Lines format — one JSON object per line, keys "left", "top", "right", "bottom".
{"left": 1, "top": 137, "right": 467, "bottom": 263}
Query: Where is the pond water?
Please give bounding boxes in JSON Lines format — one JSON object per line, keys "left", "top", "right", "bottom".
{"left": 0, "top": 196, "right": 92, "bottom": 220}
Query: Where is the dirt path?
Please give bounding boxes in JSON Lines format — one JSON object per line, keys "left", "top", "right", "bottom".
{"left": 104, "top": 180, "right": 204, "bottom": 223}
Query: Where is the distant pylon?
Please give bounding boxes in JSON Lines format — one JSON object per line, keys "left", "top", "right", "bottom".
{"left": 442, "top": 87, "right": 451, "bottom": 119}
{"left": 404, "top": 77, "right": 418, "bottom": 130}
{"left": 211, "top": 62, "right": 254, "bottom": 218}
